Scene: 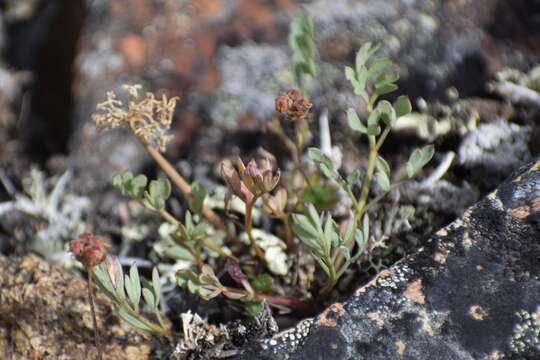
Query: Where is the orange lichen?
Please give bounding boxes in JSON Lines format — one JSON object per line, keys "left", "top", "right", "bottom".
{"left": 404, "top": 279, "right": 426, "bottom": 305}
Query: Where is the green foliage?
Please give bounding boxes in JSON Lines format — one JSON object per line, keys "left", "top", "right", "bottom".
{"left": 188, "top": 181, "right": 207, "bottom": 215}
{"left": 251, "top": 274, "right": 273, "bottom": 293}
{"left": 113, "top": 171, "right": 171, "bottom": 211}
{"left": 407, "top": 145, "right": 435, "bottom": 178}
{"left": 289, "top": 9, "right": 316, "bottom": 92}
{"left": 291, "top": 204, "right": 368, "bottom": 288}
{"left": 93, "top": 259, "right": 167, "bottom": 335}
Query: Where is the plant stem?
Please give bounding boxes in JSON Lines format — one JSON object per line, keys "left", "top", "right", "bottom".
{"left": 158, "top": 208, "right": 234, "bottom": 260}
{"left": 224, "top": 287, "right": 312, "bottom": 315}
{"left": 355, "top": 135, "right": 377, "bottom": 223}
{"left": 86, "top": 270, "right": 103, "bottom": 360}
{"left": 281, "top": 214, "right": 294, "bottom": 251}
{"left": 245, "top": 199, "right": 267, "bottom": 267}
{"left": 142, "top": 142, "right": 234, "bottom": 241}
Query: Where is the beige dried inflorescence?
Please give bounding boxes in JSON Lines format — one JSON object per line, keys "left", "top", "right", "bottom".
{"left": 92, "top": 84, "right": 178, "bottom": 152}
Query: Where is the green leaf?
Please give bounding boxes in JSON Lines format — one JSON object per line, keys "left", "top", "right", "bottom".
{"left": 406, "top": 145, "right": 435, "bottom": 178}
{"left": 149, "top": 179, "right": 171, "bottom": 201}
{"left": 112, "top": 174, "right": 123, "bottom": 188}
{"left": 189, "top": 181, "right": 207, "bottom": 214}
{"left": 142, "top": 288, "right": 156, "bottom": 309}
{"left": 347, "top": 108, "right": 367, "bottom": 133}
{"left": 345, "top": 66, "right": 356, "bottom": 82}
{"left": 377, "top": 100, "right": 396, "bottom": 126}
{"left": 362, "top": 215, "right": 369, "bottom": 245}
{"left": 130, "top": 174, "right": 148, "bottom": 199}
{"left": 375, "top": 155, "right": 391, "bottom": 178}
{"left": 367, "top": 109, "right": 380, "bottom": 126}
{"left": 394, "top": 95, "right": 412, "bottom": 118}
{"left": 245, "top": 301, "right": 263, "bottom": 317}
{"left": 126, "top": 264, "right": 141, "bottom": 311}
{"left": 355, "top": 66, "right": 369, "bottom": 96}
{"left": 93, "top": 264, "right": 117, "bottom": 301}
{"left": 308, "top": 148, "right": 335, "bottom": 178}
{"left": 355, "top": 42, "right": 379, "bottom": 72}
{"left": 152, "top": 268, "right": 161, "bottom": 306}
{"left": 375, "top": 172, "right": 391, "bottom": 193}
{"left": 365, "top": 125, "right": 381, "bottom": 136}
{"left": 117, "top": 306, "right": 153, "bottom": 332}
{"left": 251, "top": 274, "right": 273, "bottom": 293}
{"left": 375, "top": 83, "right": 398, "bottom": 96}
{"left": 165, "top": 245, "right": 195, "bottom": 261}
{"left": 368, "top": 58, "right": 392, "bottom": 77}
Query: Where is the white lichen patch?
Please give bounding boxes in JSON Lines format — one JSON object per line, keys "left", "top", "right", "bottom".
{"left": 510, "top": 308, "right": 540, "bottom": 354}
{"left": 240, "top": 229, "right": 289, "bottom": 276}
{"left": 261, "top": 318, "right": 314, "bottom": 353}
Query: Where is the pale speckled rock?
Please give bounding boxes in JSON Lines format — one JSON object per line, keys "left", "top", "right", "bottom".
{"left": 235, "top": 159, "right": 540, "bottom": 359}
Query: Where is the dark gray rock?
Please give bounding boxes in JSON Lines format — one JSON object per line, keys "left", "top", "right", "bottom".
{"left": 235, "top": 160, "right": 540, "bottom": 359}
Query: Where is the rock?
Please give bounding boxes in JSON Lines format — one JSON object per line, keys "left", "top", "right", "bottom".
{"left": 0, "top": 254, "right": 153, "bottom": 359}
{"left": 458, "top": 120, "right": 531, "bottom": 188}
{"left": 235, "top": 159, "right": 540, "bottom": 359}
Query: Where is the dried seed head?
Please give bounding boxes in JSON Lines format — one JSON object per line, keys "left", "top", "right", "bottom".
{"left": 275, "top": 89, "right": 312, "bottom": 121}
{"left": 71, "top": 233, "right": 110, "bottom": 268}
{"left": 92, "top": 84, "right": 178, "bottom": 152}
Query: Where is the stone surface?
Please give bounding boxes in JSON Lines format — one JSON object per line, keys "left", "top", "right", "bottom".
{"left": 235, "top": 159, "right": 540, "bottom": 359}
{"left": 0, "top": 254, "right": 153, "bottom": 359}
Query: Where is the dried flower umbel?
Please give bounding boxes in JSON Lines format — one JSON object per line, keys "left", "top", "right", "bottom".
{"left": 92, "top": 84, "right": 177, "bottom": 152}
{"left": 91, "top": 85, "right": 232, "bottom": 240}
{"left": 71, "top": 233, "right": 110, "bottom": 360}
{"left": 275, "top": 89, "right": 312, "bottom": 121}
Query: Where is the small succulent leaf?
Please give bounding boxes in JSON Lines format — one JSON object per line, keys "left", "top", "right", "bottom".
{"left": 355, "top": 42, "right": 379, "bottom": 71}
{"left": 308, "top": 148, "right": 334, "bottom": 176}
{"left": 189, "top": 181, "right": 207, "bottom": 214}
{"left": 323, "top": 216, "right": 335, "bottom": 253}
{"left": 199, "top": 287, "right": 222, "bottom": 300}
{"left": 394, "top": 95, "right": 412, "bottom": 118}
{"left": 165, "top": 245, "right": 195, "bottom": 261}
{"left": 355, "top": 66, "right": 369, "bottom": 96}
{"left": 117, "top": 306, "right": 153, "bottom": 332}
{"left": 131, "top": 175, "right": 148, "bottom": 199}
{"left": 377, "top": 100, "right": 396, "bottom": 126}
{"left": 355, "top": 229, "right": 365, "bottom": 249}
{"left": 375, "top": 172, "right": 391, "bottom": 193}
{"left": 362, "top": 215, "right": 370, "bottom": 244}
{"left": 245, "top": 302, "right": 263, "bottom": 317}
{"left": 346, "top": 108, "right": 367, "bottom": 133}
{"left": 152, "top": 268, "right": 161, "bottom": 306}
{"left": 375, "top": 155, "right": 391, "bottom": 178}
{"left": 112, "top": 174, "right": 123, "bottom": 188}
{"left": 375, "top": 83, "right": 399, "bottom": 96}
{"left": 142, "top": 288, "right": 156, "bottom": 309}
{"left": 187, "top": 280, "right": 201, "bottom": 294}
{"left": 347, "top": 169, "right": 361, "bottom": 187}
{"left": 368, "top": 58, "right": 392, "bottom": 77}
{"left": 126, "top": 264, "right": 141, "bottom": 309}
{"left": 251, "top": 274, "right": 273, "bottom": 293}
{"left": 376, "top": 72, "right": 399, "bottom": 87}
{"left": 366, "top": 124, "right": 381, "bottom": 136}
{"left": 341, "top": 246, "right": 351, "bottom": 263}
{"left": 149, "top": 178, "right": 171, "bottom": 202}
{"left": 306, "top": 203, "right": 323, "bottom": 233}
{"left": 93, "top": 264, "right": 117, "bottom": 301}
{"left": 367, "top": 108, "right": 380, "bottom": 127}
{"left": 406, "top": 145, "right": 435, "bottom": 178}
{"left": 345, "top": 66, "right": 356, "bottom": 82}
